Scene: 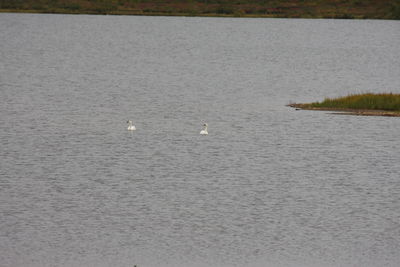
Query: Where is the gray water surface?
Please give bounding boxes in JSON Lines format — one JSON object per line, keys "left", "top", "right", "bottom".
{"left": 1, "top": 13, "right": 400, "bottom": 267}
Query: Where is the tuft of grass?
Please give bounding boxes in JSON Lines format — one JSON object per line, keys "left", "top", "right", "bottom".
{"left": 309, "top": 93, "right": 400, "bottom": 111}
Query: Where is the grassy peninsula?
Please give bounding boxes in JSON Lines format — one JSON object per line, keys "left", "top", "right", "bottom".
{"left": 1, "top": 0, "right": 400, "bottom": 19}
{"left": 288, "top": 93, "right": 400, "bottom": 117}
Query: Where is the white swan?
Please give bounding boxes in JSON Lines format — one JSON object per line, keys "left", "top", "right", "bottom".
{"left": 200, "top": 123, "right": 208, "bottom": 135}
{"left": 127, "top": 120, "right": 136, "bottom": 131}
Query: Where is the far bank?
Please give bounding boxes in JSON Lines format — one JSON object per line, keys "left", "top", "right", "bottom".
{"left": 1, "top": 0, "right": 400, "bottom": 20}
{"left": 288, "top": 93, "right": 400, "bottom": 117}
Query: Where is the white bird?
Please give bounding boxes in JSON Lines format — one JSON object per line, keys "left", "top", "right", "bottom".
{"left": 127, "top": 120, "right": 136, "bottom": 131}
{"left": 200, "top": 123, "right": 208, "bottom": 135}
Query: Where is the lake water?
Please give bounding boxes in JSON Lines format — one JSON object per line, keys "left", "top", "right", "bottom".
{"left": 1, "top": 13, "right": 400, "bottom": 267}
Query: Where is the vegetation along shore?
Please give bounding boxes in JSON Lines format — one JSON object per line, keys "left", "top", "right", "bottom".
{"left": 288, "top": 93, "right": 400, "bottom": 117}
{"left": 1, "top": 0, "right": 400, "bottom": 19}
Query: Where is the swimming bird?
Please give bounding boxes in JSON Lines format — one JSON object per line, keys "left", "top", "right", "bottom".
{"left": 200, "top": 123, "right": 208, "bottom": 135}
{"left": 127, "top": 120, "right": 136, "bottom": 131}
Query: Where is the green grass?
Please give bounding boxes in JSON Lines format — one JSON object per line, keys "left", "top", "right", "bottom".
{"left": 309, "top": 93, "right": 400, "bottom": 111}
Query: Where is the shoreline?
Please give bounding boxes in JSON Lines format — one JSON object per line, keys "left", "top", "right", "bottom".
{"left": 287, "top": 103, "right": 400, "bottom": 117}
{"left": 0, "top": 9, "right": 281, "bottom": 18}
{"left": 0, "top": 10, "right": 368, "bottom": 19}
{"left": 1, "top": 0, "right": 399, "bottom": 19}
{"left": 1, "top": 9, "right": 398, "bottom": 20}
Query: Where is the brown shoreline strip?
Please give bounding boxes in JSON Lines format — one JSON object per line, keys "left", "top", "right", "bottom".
{"left": 287, "top": 104, "right": 400, "bottom": 117}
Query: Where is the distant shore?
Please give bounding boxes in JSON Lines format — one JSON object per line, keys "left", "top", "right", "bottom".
{"left": 1, "top": 0, "right": 400, "bottom": 20}
{"left": 288, "top": 104, "right": 400, "bottom": 117}
{"left": 288, "top": 93, "right": 400, "bottom": 117}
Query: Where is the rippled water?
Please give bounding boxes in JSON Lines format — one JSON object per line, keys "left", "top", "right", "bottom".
{"left": 1, "top": 13, "right": 400, "bottom": 267}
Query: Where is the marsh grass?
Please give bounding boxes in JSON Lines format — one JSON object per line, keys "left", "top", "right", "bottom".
{"left": 309, "top": 93, "right": 400, "bottom": 111}
{"left": 1, "top": 0, "right": 399, "bottom": 19}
